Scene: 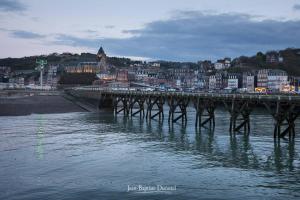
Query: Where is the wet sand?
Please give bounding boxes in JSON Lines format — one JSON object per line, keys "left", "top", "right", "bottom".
{"left": 0, "top": 95, "right": 87, "bottom": 116}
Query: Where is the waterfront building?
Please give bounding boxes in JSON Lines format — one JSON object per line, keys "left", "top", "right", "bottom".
{"left": 46, "top": 65, "right": 58, "bottom": 88}
{"left": 171, "top": 68, "right": 194, "bottom": 80}
{"left": 215, "top": 72, "right": 227, "bottom": 90}
{"left": 0, "top": 66, "right": 11, "bottom": 76}
{"left": 135, "top": 67, "right": 160, "bottom": 83}
{"left": 135, "top": 69, "right": 149, "bottom": 81}
{"left": 167, "top": 68, "right": 195, "bottom": 89}
{"left": 267, "top": 69, "right": 288, "bottom": 92}
{"left": 242, "top": 72, "right": 248, "bottom": 88}
{"left": 9, "top": 77, "right": 24, "bottom": 88}
{"left": 227, "top": 74, "right": 240, "bottom": 89}
{"left": 257, "top": 69, "right": 269, "bottom": 88}
{"left": 0, "top": 66, "right": 11, "bottom": 83}
{"left": 289, "top": 76, "right": 300, "bottom": 92}
{"left": 116, "top": 69, "right": 129, "bottom": 82}
{"left": 246, "top": 75, "right": 256, "bottom": 92}
{"left": 209, "top": 75, "right": 216, "bottom": 90}
{"left": 242, "top": 72, "right": 256, "bottom": 92}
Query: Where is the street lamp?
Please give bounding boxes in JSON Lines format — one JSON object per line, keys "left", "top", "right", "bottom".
{"left": 35, "top": 59, "right": 47, "bottom": 89}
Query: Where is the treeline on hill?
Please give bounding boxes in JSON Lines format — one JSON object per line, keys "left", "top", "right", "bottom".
{"left": 159, "top": 61, "right": 199, "bottom": 69}
{"left": 0, "top": 53, "right": 140, "bottom": 70}
{"left": 107, "top": 57, "right": 132, "bottom": 67}
{"left": 0, "top": 53, "right": 98, "bottom": 71}
{"left": 58, "top": 73, "right": 98, "bottom": 85}
{"left": 229, "top": 48, "right": 300, "bottom": 75}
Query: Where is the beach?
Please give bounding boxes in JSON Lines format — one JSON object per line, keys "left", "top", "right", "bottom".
{"left": 0, "top": 94, "right": 86, "bottom": 116}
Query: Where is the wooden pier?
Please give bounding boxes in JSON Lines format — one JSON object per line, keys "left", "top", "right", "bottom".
{"left": 67, "top": 87, "right": 300, "bottom": 140}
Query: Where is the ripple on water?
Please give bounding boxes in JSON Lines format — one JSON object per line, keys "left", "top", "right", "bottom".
{"left": 0, "top": 111, "right": 300, "bottom": 200}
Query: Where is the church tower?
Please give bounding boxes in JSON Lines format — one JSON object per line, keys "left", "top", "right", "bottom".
{"left": 97, "top": 47, "right": 106, "bottom": 61}
{"left": 97, "top": 46, "right": 108, "bottom": 73}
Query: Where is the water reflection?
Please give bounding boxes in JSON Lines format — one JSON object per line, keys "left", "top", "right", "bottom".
{"left": 35, "top": 115, "right": 44, "bottom": 159}
{"left": 91, "top": 113, "right": 300, "bottom": 174}
{"left": 272, "top": 140, "right": 297, "bottom": 172}
{"left": 2, "top": 112, "right": 300, "bottom": 199}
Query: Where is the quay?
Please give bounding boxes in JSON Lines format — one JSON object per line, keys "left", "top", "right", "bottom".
{"left": 66, "top": 87, "right": 300, "bottom": 140}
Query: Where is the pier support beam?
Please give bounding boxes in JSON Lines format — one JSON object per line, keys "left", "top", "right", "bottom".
{"left": 194, "top": 98, "right": 216, "bottom": 129}
{"left": 264, "top": 101, "right": 299, "bottom": 139}
{"left": 146, "top": 96, "right": 165, "bottom": 121}
{"left": 114, "top": 95, "right": 130, "bottom": 117}
{"left": 168, "top": 96, "right": 189, "bottom": 125}
{"left": 224, "top": 99, "right": 252, "bottom": 134}
{"left": 98, "top": 94, "right": 107, "bottom": 110}
{"left": 129, "top": 97, "right": 145, "bottom": 118}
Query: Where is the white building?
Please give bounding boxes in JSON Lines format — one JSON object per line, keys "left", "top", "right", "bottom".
{"left": 257, "top": 69, "right": 269, "bottom": 88}
{"left": 8, "top": 77, "right": 24, "bottom": 88}
{"left": 47, "top": 65, "right": 58, "bottom": 87}
{"left": 214, "top": 62, "right": 225, "bottom": 70}
{"left": 227, "top": 75, "right": 239, "bottom": 89}
{"left": 151, "top": 62, "right": 160, "bottom": 67}
{"left": 267, "top": 69, "right": 288, "bottom": 91}
{"left": 246, "top": 75, "right": 255, "bottom": 92}
{"left": 135, "top": 70, "right": 149, "bottom": 81}
{"left": 209, "top": 75, "right": 216, "bottom": 90}
{"left": 214, "top": 58, "right": 231, "bottom": 70}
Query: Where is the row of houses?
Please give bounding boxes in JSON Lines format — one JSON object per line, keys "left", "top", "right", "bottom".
{"left": 197, "top": 69, "right": 293, "bottom": 92}
{"left": 108, "top": 66, "right": 297, "bottom": 92}
{"left": 97, "top": 66, "right": 294, "bottom": 93}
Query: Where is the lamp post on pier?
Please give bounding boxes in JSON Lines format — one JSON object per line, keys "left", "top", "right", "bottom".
{"left": 35, "top": 59, "right": 47, "bottom": 89}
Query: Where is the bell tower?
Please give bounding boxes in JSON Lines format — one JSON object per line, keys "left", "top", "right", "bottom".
{"left": 96, "top": 46, "right": 108, "bottom": 72}
{"left": 97, "top": 47, "right": 106, "bottom": 61}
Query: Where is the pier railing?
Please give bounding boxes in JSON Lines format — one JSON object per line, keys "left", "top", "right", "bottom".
{"left": 71, "top": 86, "right": 300, "bottom": 102}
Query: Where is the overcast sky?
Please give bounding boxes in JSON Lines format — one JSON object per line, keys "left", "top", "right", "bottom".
{"left": 0, "top": 0, "right": 300, "bottom": 61}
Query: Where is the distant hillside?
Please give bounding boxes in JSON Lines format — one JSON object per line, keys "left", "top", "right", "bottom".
{"left": 230, "top": 48, "right": 300, "bottom": 75}
{"left": 0, "top": 53, "right": 134, "bottom": 71}
{"left": 1, "top": 48, "right": 300, "bottom": 75}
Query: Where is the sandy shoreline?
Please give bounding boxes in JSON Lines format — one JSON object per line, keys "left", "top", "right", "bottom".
{"left": 0, "top": 95, "right": 87, "bottom": 116}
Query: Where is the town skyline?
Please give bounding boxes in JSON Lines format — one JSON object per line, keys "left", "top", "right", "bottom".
{"left": 2, "top": 46, "right": 299, "bottom": 94}
{"left": 1, "top": 0, "right": 300, "bottom": 61}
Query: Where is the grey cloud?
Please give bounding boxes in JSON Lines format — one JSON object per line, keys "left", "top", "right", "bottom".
{"left": 53, "top": 34, "right": 98, "bottom": 47}
{"left": 83, "top": 29, "right": 98, "bottom": 34}
{"left": 0, "top": 0, "right": 26, "bottom": 12}
{"left": 105, "top": 25, "right": 115, "bottom": 29}
{"left": 11, "top": 30, "right": 45, "bottom": 39}
{"left": 294, "top": 4, "right": 300, "bottom": 10}
{"left": 52, "top": 11, "right": 300, "bottom": 61}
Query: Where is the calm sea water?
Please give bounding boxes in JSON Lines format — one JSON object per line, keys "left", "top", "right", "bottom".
{"left": 0, "top": 109, "right": 300, "bottom": 200}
